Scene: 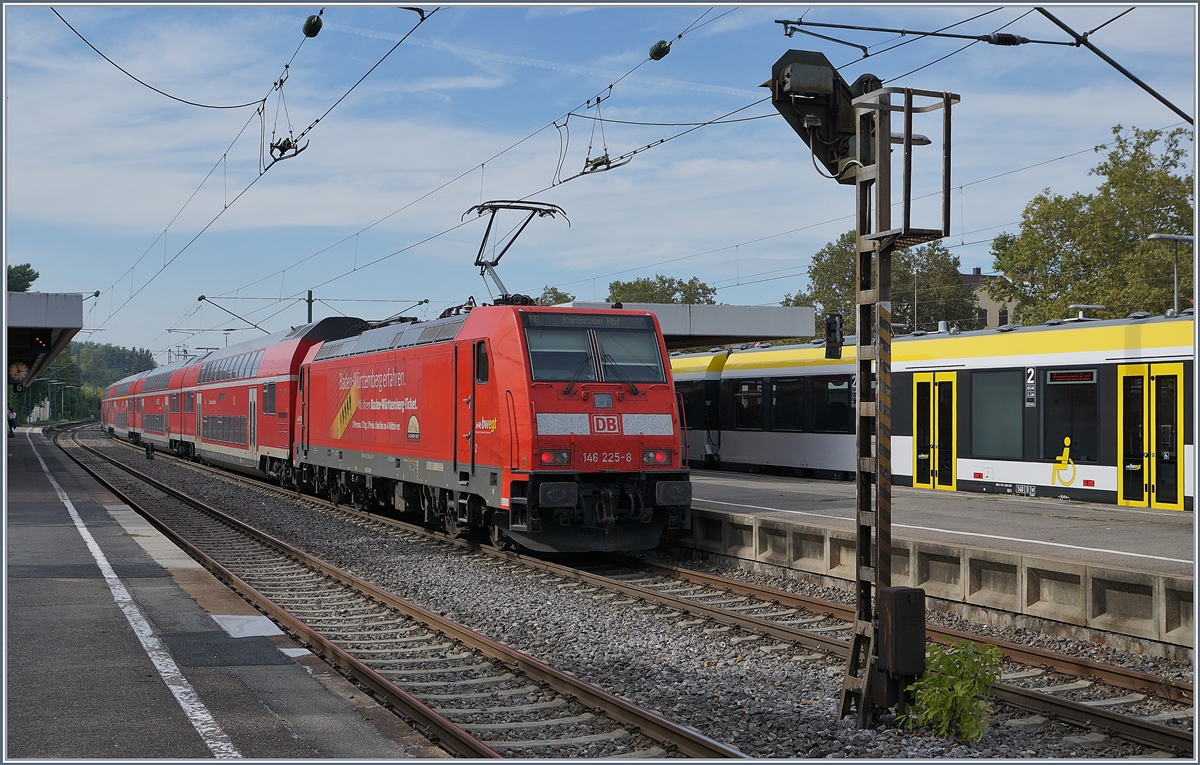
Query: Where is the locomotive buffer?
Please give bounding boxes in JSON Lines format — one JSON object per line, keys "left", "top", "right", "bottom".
{"left": 767, "top": 48, "right": 959, "bottom": 725}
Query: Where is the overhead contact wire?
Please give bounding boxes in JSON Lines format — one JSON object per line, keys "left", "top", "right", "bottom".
{"left": 51, "top": 7, "right": 266, "bottom": 109}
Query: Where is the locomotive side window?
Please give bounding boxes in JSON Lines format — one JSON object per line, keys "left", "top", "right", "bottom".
{"left": 1043, "top": 370, "right": 1098, "bottom": 462}
{"left": 595, "top": 329, "right": 666, "bottom": 383}
{"left": 475, "top": 342, "right": 489, "bottom": 384}
{"left": 526, "top": 328, "right": 597, "bottom": 382}
{"left": 813, "top": 376, "right": 853, "bottom": 433}
{"left": 734, "top": 380, "right": 763, "bottom": 430}
{"left": 771, "top": 377, "right": 806, "bottom": 431}
{"left": 972, "top": 370, "right": 1023, "bottom": 459}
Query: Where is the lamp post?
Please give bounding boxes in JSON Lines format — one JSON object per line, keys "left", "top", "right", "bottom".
{"left": 1148, "top": 233, "right": 1194, "bottom": 315}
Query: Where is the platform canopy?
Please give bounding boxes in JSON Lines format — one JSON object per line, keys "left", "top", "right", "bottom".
{"left": 563, "top": 302, "right": 815, "bottom": 350}
{"left": 6, "top": 292, "right": 84, "bottom": 390}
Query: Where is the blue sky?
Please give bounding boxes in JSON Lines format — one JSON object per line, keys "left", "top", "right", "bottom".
{"left": 5, "top": 4, "right": 1195, "bottom": 360}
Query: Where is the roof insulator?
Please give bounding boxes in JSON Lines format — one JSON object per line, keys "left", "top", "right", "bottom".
{"left": 649, "top": 40, "right": 672, "bottom": 60}
{"left": 997, "top": 324, "right": 1017, "bottom": 332}
{"left": 1127, "top": 311, "right": 1152, "bottom": 319}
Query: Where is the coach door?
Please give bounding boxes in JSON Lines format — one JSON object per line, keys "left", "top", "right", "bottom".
{"left": 1118, "top": 363, "right": 1184, "bottom": 510}
{"left": 913, "top": 371, "right": 957, "bottom": 491}
{"left": 249, "top": 387, "right": 257, "bottom": 454}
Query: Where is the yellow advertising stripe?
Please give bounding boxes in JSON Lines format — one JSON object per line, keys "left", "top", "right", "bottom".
{"left": 330, "top": 385, "right": 360, "bottom": 440}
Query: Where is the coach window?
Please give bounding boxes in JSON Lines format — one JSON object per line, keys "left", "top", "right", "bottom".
{"left": 771, "top": 378, "right": 806, "bottom": 431}
{"left": 476, "top": 342, "right": 489, "bottom": 384}
{"left": 1043, "top": 370, "right": 1098, "bottom": 462}
{"left": 251, "top": 350, "right": 263, "bottom": 377}
{"left": 734, "top": 380, "right": 763, "bottom": 430}
{"left": 185, "top": 391, "right": 194, "bottom": 414}
{"left": 971, "top": 370, "right": 1023, "bottom": 459}
{"left": 813, "top": 376, "right": 853, "bottom": 433}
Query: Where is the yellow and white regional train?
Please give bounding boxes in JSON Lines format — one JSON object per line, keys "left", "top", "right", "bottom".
{"left": 671, "top": 311, "right": 1194, "bottom": 511}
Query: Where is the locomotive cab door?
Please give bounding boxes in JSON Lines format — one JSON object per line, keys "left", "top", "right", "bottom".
{"left": 455, "top": 340, "right": 498, "bottom": 486}
{"left": 1118, "top": 363, "right": 1184, "bottom": 510}
{"left": 913, "top": 371, "right": 957, "bottom": 491}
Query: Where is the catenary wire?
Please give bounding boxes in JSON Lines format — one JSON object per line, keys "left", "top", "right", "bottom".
{"left": 884, "top": 9, "right": 1032, "bottom": 83}
{"left": 51, "top": 7, "right": 268, "bottom": 109}
{"left": 209, "top": 7, "right": 726, "bottom": 306}
{"left": 101, "top": 8, "right": 437, "bottom": 335}
{"left": 530, "top": 122, "right": 1185, "bottom": 296}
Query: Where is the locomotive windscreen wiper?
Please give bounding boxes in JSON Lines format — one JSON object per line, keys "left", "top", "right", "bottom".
{"left": 562, "top": 355, "right": 594, "bottom": 395}
{"left": 602, "top": 353, "right": 639, "bottom": 395}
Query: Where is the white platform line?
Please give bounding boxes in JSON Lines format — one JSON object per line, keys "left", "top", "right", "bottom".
{"left": 27, "top": 432, "right": 241, "bottom": 759}
{"left": 692, "top": 497, "right": 1193, "bottom": 565}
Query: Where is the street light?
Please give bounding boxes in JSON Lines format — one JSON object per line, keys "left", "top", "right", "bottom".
{"left": 1148, "top": 233, "right": 1194, "bottom": 315}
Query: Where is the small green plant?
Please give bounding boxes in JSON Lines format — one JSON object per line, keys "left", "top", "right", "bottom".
{"left": 902, "top": 639, "right": 1002, "bottom": 742}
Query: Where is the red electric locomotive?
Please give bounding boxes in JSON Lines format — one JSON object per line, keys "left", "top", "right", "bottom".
{"left": 296, "top": 304, "right": 691, "bottom": 552}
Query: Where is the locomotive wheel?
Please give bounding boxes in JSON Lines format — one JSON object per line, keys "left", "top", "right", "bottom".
{"left": 488, "top": 519, "right": 514, "bottom": 551}
{"left": 443, "top": 513, "right": 466, "bottom": 538}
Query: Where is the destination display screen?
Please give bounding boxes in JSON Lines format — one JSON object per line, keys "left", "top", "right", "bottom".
{"left": 523, "top": 312, "right": 653, "bottom": 330}
{"left": 1047, "top": 370, "right": 1095, "bottom": 384}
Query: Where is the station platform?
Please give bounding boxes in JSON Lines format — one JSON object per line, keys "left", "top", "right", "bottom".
{"left": 6, "top": 427, "right": 447, "bottom": 759}
{"left": 666, "top": 470, "right": 1195, "bottom": 654}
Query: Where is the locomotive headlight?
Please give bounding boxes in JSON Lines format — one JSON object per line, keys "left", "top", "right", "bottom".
{"left": 539, "top": 449, "right": 572, "bottom": 466}
{"left": 643, "top": 449, "right": 670, "bottom": 466}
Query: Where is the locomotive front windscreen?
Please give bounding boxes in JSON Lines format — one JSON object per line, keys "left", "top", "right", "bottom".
{"left": 523, "top": 313, "right": 665, "bottom": 383}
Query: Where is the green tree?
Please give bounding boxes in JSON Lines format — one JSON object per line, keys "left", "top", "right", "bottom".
{"left": 537, "top": 285, "right": 575, "bottom": 306}
{"left": 990, "top": 125, "right": 1194, "bottom": 324}
{"left": 70, "top": 341, "right": 156, "bottom": 388}
{"left": 783, "top": 231, "right": 976, "bottom": 336}
{"left": 892, "top": 240, "right": 979, "bottom": 332}
{"left": 7, "top": 263, "right": 39, "bottom": 292}
{"left": 607, "top": 274, "right": 716, "bottom": 304}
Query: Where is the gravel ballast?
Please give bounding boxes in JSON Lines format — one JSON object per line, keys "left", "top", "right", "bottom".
{"left": 75, "top": 431, "right": 1191, "bottom": 758}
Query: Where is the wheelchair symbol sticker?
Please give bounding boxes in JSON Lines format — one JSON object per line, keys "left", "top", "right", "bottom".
{"left": 1050, "top": 436, "right": 1076, "bottom": 486}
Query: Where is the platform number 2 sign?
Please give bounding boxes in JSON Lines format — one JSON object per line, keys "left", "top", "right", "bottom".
{"left": 1024, "top": 367, "right": 1036, "bottom": 408}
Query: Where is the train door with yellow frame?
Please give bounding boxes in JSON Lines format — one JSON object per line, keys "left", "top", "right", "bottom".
{"left": 913, "top": 371, "right": 957, "bottom": 490}
{"left": 1117, "top": 363, "right": 1184, "bottom": 510}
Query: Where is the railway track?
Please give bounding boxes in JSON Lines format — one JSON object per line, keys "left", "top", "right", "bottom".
{"left": 58, "top": 427, "right": 744, "bottom": 759}
{"left": 73, "top": 426, "right": 1194, "bottom": 756}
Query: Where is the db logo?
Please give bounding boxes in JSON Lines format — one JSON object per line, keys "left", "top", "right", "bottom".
{"left": 591, "top": 414, "right": 621, "bottom": 434}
